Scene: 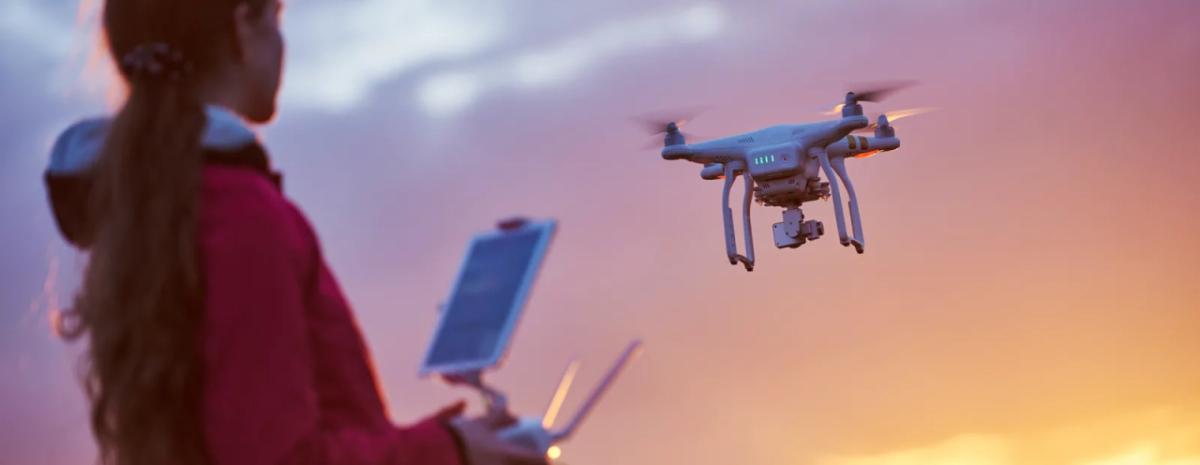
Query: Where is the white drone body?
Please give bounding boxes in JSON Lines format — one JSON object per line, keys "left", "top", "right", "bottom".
{"left": 656, "top": 88, "right": 914, "bottom": 271}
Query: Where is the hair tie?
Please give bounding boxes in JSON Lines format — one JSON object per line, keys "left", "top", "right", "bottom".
{"left": 119, "top": 42, "right": 193, "bottom": 82}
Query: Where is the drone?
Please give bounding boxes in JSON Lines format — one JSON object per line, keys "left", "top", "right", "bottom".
{"left": 647, "top": 82, "right": 927, "bottom": 271}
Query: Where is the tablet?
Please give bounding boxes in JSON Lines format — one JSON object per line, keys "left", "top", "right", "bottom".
{"left": 420, "top": 219, "right": 557, "bottom": 376}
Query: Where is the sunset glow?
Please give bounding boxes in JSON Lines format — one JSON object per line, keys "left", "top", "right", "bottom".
{"left": 817, "top": 406, "right": 1200, "bottom": 465}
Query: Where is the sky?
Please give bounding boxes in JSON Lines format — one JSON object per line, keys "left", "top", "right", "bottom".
{"left": 2, "top": 0, "right": 1200, "bottom": 464}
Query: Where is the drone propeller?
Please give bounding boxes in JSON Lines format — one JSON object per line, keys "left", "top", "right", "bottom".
{"left": 882, "top": 106, "right": 936, "bottom": 122}
{"left": 635, "top": 106, "right": 707, "bottom": 134}
{"left": 829, "top": 80, "right": 919, "bottom": 117}
{"left": 822, "top": 103, "right": 846, "bottom": 116}
{"left": 847, "top": 80, "right": 918, "bottom": 103}
{"left": 851, "top": 107, "right": 937, "bottom": 134}
{"left": 635, "top": 106, "right": 709, "bottom": 148}
{"left": 642, "top": 119, "right": 687, "bottom": 135}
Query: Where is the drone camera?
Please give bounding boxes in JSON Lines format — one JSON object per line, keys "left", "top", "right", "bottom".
{"left": 772, "top": 208, "right": 824, "bottom": 249}
{"left": 772, "top": 222, "right": 804, "bottom": 249}
{"left": 772, "top": 219, "right": 830, "bottom": 249}
{"left": 804, "top": 220, "right": 824, "bottom": 240}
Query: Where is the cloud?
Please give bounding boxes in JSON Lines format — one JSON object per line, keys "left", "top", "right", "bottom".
{"left": 2, "top": 1, "right": 726, "bottom": 117}
{"left": 415, "top": 3, "right": 727, "bottom": 117}
{"left": 1, "top": 0, "right": 509, "bottom": 111}
{"left": 0, "top": 0, "right": 114, "bottom": 109}
{"left": 0, "top": 0, "right": 74, "bottom": 59}
{"left": 281, "top": 0, "right": 508, "bottom": 112}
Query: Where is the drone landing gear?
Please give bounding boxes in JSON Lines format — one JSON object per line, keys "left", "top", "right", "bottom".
{"left": 720, "top": 162, "right": 755, "bottom": 271}
{"left": 813, "top": 147, "right": 867, "bottom": 254}
{"left": 829, "top": 156, "right": 866, "bottom": 254}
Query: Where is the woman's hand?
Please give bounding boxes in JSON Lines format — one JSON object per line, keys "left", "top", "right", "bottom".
{"left": 440, "top": 401, "right": 549, "bottom": 465}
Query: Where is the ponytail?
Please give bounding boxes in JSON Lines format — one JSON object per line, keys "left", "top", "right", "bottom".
{"left": 66, "top": 71, "right": 210, "bottom": 465}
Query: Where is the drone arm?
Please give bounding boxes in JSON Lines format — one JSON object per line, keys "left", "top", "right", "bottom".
{"left": 720, "top": 162, "right": 754, "bottom": 271}
{"left": 829, "top": 156, "right": 865, "bottom": 253}
{"left": 814, "top": 148, "right": 851, "bottom": 247}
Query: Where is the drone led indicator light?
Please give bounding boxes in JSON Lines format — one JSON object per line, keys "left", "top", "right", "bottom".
{"left": 547, "top": 446, "right": 562, "bottom": 460}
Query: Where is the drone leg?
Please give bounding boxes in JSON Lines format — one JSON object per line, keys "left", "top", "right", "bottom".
{"left": 721, "top": 164, "right": 738, "bottom": 264}
{"left": 814, "top": 148, "right": 851, "bottom": 247}
{"left": 739, "top": 168, "right": 755, "bottom": 271}
{"left": 830, "top": 156, "right": 865, "bottom": 254}
{"left": 720, "top": 163, "right": 754, "bottom": 271}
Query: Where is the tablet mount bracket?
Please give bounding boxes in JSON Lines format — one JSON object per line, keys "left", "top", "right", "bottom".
{"left": 440, "top": 371, "right": 515, "bottom": 424}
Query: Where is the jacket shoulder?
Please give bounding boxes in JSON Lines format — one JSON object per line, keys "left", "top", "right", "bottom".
{"left": 199, "top": 166, "right": 312, "bottom": 258}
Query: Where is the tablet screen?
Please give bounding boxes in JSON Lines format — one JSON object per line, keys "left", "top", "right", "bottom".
{"left": 421, "top": 221, "right": 555, "bottom": 374}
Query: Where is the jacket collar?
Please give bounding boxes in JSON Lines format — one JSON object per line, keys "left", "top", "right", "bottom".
{"left": 47, "top": 104, "right": 262, "bottom": 175}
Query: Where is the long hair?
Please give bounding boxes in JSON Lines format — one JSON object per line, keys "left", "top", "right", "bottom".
{"left": 58, "top": 1, "right": 267, "bottom": 464}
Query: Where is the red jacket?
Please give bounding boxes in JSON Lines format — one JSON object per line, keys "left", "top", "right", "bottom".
{"left": 198, "top": 153, "right": 464, "bottom": 465}
{"left": 44, "top": 111, "right": 463, "bottom": 465}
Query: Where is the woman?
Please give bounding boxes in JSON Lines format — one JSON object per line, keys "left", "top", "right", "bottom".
{"left": 44, "top": 1, "right": 545, "bottom": 464}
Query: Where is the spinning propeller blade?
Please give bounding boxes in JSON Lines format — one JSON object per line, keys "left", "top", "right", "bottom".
{"left": 822, "top": 103, "right": 846, "bottom": 116}
{"left": 831, "top": 80, "right": 918, "bottom": 118}
{"left": 882, "top": 106, "right": 936, "bottom": 123}
{"left": 848, "top": 80, "right": 918, "bottom": 103}
{"left": 635, "top": 106, "right": 709, "bottom": 149}
{"left": 851, "top": 107, "right": 938, "bottom": 133}
{"left": 640, "top": 131, "right": 711, "bottom": 149}
{"left": 634, "top": 106, "right": 708, "bottom": 135}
